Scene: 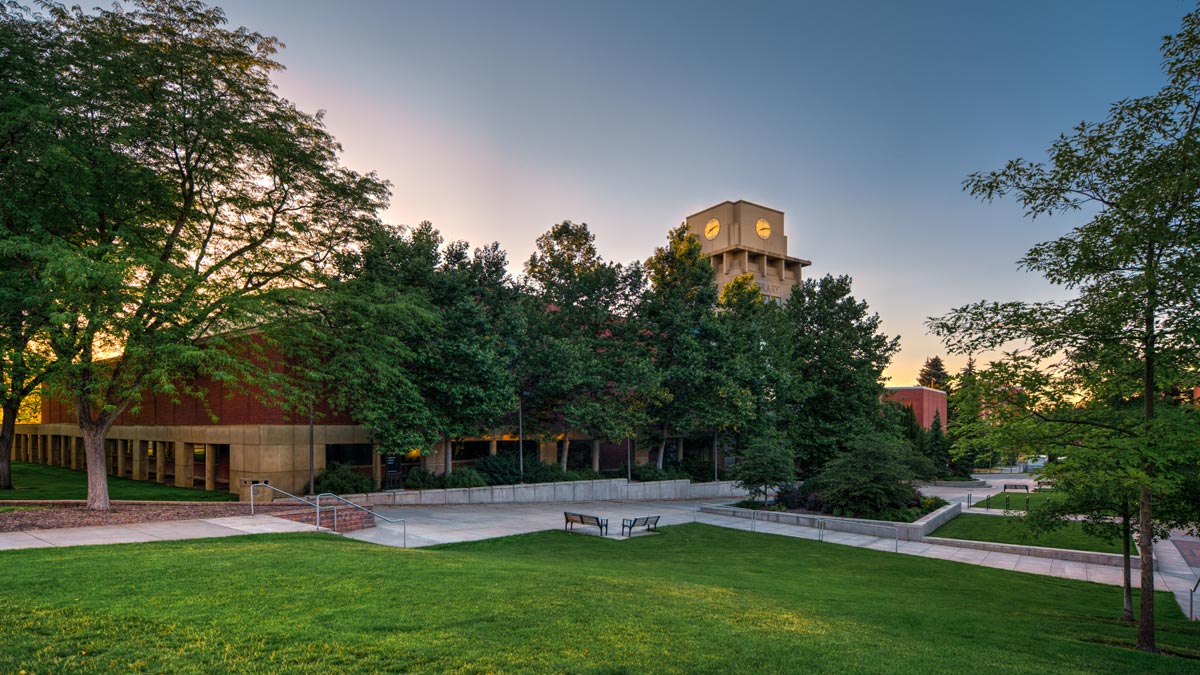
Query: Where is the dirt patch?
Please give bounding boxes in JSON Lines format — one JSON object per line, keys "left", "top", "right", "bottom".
{"left": 0, "top": 502, "right": 301, "bottom": 532}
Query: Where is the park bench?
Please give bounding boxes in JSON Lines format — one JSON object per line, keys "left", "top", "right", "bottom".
{"left": 621, "top": 515, "right": 661, "bottom": 537}
{"left": 564, "top": 511, "right": 608, "bottom": 536}
{"left": 1004, "top": 483, "right": 1029, "bottom": 492}
{"left": 1036, "top": 480, "right": 1055, "bottom": 491}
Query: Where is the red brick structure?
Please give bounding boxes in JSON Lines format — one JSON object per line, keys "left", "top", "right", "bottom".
{"left": 884, "top": 386, "right": 947, "bottom": 430}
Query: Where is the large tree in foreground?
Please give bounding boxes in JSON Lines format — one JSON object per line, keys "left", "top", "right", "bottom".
{"left": 27, "top": 1, "right": 389, "bottom": 511}
{"left": 930, "top": 5, "right": 1200, "bottom": 652}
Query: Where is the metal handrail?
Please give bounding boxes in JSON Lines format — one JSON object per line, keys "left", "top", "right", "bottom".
{"left": 1190, "top": 576, "right": 1200, "bottom": 621}
{"left": 697, "top": 502, "right": 901, "bottom": 552}
{"left": 248, "top": 482, "right": 324, "bottom": 530}
{"left": 316, "top": 493, "right": 406, "bottom": 548}
{"left": 248, "top": 483, "right": 318, "bottom": 517}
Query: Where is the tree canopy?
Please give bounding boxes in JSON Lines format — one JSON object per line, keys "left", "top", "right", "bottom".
{"left": 930, "top": 4, "right": 1200, "bottom": 652}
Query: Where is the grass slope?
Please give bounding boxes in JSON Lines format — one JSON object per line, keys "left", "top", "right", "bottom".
{"left": 0, "top": 462, "right": 238, "bottom": 501}
{"left": 1, "top": 524, "right": 1196, "bottom": 674}
{"left": 931, "top": 514, "right": 1125, "bottom": 554}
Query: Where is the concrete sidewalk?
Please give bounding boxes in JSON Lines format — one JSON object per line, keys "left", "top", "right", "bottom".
{"left": 0, "top": 514, "right": 319, "bottom": 550}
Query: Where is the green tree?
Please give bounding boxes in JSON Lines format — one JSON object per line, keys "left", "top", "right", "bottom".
{"left": 930, "top": 5, "right": 1200, "bottom": 651}
{"left": 24, "top": 0, "right": 389, "bottom": 511}
{"left": 522, "top": 221, "right": 656, "bottom": 469}
{"left": 924, "top": 410, "right": 949, "bottom": 477}
{"left": 775, "top": 275, "right": 899, "bottom": 478}
{"left": 729, "top": 416, "right": 793, "bottom": 503}
{"left": 809, "top": 430, "right": 917, "bottom": 517}
{"left": 640, "top": 224, "right": 732, "bottom": 469}
{"left": 917, "top": 356, "right": 951, "bottom": 390}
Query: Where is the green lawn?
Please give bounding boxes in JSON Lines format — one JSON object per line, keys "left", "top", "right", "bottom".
{"left": 0, "top": 462, "right": 238, "bottom": 501}
{"left": 1, "top": 525, "right": 1196, "bottom": 674}
{"left": 932, "top": 514, "right": 1125, "bottom": 554}
{"left": 972, "top": 490, "right": 1059, "bottom": 511}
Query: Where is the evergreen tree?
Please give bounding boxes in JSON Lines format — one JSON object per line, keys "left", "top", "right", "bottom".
{"left": 917, "top": 356, "right": 951, "bottom": 390}
{"left": 925, "top": 411, "right": 949, "bottom": 476}
{"left": 775, "top": 275, "right": 899, "bottom": 478}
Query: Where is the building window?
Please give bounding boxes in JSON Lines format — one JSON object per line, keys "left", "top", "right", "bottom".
{"left": 326, "top": 443, "right": 373, "bottom": 466}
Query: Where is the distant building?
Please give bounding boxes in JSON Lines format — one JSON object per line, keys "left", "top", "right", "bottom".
{"left": 685, "top": 200, "right": 811, "bottom": 303}
{"left": 884, "top": 386, "right": 947, "bottom": 430}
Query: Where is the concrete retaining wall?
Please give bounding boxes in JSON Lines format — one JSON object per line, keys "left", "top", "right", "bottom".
{"left": 916, "top": 480, "right": 989, "bottom": 488}
{"left": 699, "top": 502, "right": 961, "bottom": 541}
{"left": 314, "top": 479, "right": 748, "bottom": 507}
{"left": 923, "top": 536, "right": 1144, "bottom": 569}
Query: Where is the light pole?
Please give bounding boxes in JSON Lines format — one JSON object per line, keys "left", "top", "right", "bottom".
{"left": 308, "top": 398, "right": 315, "bottom": 495}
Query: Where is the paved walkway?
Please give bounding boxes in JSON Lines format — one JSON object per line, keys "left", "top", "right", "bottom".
{"left": 0, "top": 514, "right": 319, "bottom": 550}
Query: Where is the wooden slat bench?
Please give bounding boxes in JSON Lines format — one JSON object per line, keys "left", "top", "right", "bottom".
{"left": 1035, "top": 480, "right": 1055, "bottom": 491}
{"left": 564, "top": 511, "right": 608, "bottom": 536}
{"left": 1003, "top": 483, "right": 1029, "bottom": 492}
{"left": 621, "top": 515, "right": 660, "bottom": 537}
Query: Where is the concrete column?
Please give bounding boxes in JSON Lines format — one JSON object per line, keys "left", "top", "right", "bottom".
{"left": 443, "top": 439, "right": 452, "bottom": 475}
{"left": 372, "top": 452, "right": 382, "bottom": 490}
{"left": 592, "top": 439, "right": 601, "bottom": 472}
{"left": 204, "top": 444, "right": 216, "bottom": 491}
{"left": 488, "top": 440, "right": 497, "bottom": 456}
{"left": 154, "top": 441, "right": 166, "bottom": 483}
{"left": 133, "top": 440, "right": 149, "bottom": 480}
{"left": 175, "top": 443, "right": 194, "bottom": 488}
{"left": 116, "top": 439, "right": 127, "bottom": 477}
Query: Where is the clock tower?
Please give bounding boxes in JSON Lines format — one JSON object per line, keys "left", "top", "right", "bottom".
{"left": 684, "top": 200, "right": 811, "bottom": 303}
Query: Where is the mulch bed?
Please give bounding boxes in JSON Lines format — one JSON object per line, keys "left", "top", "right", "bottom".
{"left": 0, "top": 501, "right": 301, "bottom": 533}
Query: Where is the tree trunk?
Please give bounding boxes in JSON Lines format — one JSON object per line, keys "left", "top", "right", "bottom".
{"left": 712, "top": 432, "right": 719, "bottom": 482}
{"left": 80, "top": 425, "right": 112, "bottom": 511}
{"left": 1135, "top": 251, "right": 1158, "bottom": 653}
{"left": 656, "top": 423, "right": 668, "bottom": 469}
{"left": 0, "top": 403, "right": 16, "bottom": 490}
{"left": 1121, "top": 513, "right": 1134, "bottom": 622}
{"left": 1135, "top": 486, "right": 1158, "bottom": 652}
{"left": 443, "top": 437, "right": 452, "bottom": 475}
{"left": 560, "top": 434, "right": 569, "bottom": 472}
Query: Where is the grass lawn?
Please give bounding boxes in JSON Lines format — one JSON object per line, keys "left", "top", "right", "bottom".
{"left": 972, "top": 490, "right": 1060, "bottom": 511}
{"left": 1, "top": 525, "right": 1197, "bottom": 674}
{"left": 0, "top": 462, "right": 238, "bottom": 501}
{"left": 931, "top": 514, "right": 1125, "bottom": 554}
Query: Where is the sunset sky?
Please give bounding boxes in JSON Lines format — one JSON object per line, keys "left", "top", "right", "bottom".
{"left": 219, "top": 0, "right": 1186, "bottom": 384}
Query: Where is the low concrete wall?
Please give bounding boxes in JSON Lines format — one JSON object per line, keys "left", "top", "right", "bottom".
{"left": 916, "top": 480, "right": 989, "bottom": 488}
{"left": 923, "top": 536, "right": 1144, "bottom": 569}
{"left": 318, "top": 479, "right": 748, "bottom": 507}
{"left": 699, "top": 502, "right": 961, "bottom": 541}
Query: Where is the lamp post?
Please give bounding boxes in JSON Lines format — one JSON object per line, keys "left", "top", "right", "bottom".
{"left": 308, "top": 398, "right": 315, "bottom": 495}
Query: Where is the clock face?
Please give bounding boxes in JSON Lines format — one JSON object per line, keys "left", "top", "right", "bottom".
{"left": 704, "top": 218, "right": 720, "bottom": 240}
{"left": 755, "top": 218, "right": 771, "bottom": 239}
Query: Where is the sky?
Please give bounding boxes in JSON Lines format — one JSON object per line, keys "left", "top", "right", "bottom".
{"left": 217, "top": 0, "right": 1190, "bottom": 385}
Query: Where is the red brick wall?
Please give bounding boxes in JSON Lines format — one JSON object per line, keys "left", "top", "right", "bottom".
{"left": 41, "top": 339, "right": 355, "bottom": 427}
{"left": 273, "top": 507, "right": 376, "bottom": 533}
{"left": 885, "top": 387, "right": 948, "bottom": 430}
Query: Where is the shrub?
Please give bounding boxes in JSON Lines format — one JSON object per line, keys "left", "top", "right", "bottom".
{"left": 524, "top": 460, "right": 568, "bottom": 483}
{"left": 630, "top": 463, "right": 668, "bottom": 482}
{"left": 404, "top": 467, "right": 439, "bottom": 490}
{"left": 564, "top": 469, "right": 604, "bottom": 481}
{"left": 474, "top": 453, "right": 523, "bottom": 485}
{"left": 810, "top": 431, "right": 917, "bottom": 517}
{"left": 443, "top": 467, "right": 488, "bottom": 489}
{"left": 312, "top": 463, "right": 374, "bottom": 495}
{"left": 671, "top": 455, "right": 726, "bottom": 482}
{"left": 775, "top": 484, "right": 805, "bottom": 510}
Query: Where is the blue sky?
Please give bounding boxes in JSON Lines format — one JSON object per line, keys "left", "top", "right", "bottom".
{"left": 218, "top": 0, "right": 1190, "bottom": 383}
